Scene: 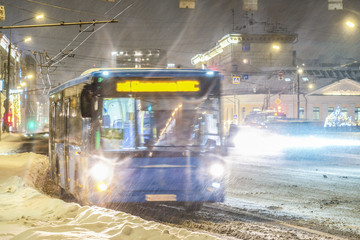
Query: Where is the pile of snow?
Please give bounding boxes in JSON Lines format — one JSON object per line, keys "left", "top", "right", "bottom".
{"left": 0, "top": 150, "right": 220, "bottom": 240}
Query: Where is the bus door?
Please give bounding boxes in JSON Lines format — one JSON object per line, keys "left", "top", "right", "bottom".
{"left": 64, "top": 99, "right": 71, "bottom": 190}
{"left": 50, "top": 102, "right": 56, "bottom": 180}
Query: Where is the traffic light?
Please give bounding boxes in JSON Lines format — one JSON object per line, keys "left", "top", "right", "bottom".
{"left": 4, "top": 113, "right": 13, "bottom": 127}
{"left": 28, "top": 120, "right": 36, "bottom": 130}
{"left": 26, "top": 118, "right": 36, "bottom": 132}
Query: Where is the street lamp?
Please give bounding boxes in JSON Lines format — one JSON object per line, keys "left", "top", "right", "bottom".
{"left": 297, "top": 67, "right": 303, "bottom": 119}
{"left": 272, "top": 44, "right": 280, "bottom": 50}
{"left": 345, "top": 20, "right": 359, "bottom": 29}
{"left": 346, "top": 21, "right": 356, "bottom": 28}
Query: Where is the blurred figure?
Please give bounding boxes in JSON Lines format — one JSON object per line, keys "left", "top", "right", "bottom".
{"left": 226, "top": 124, "right": 239, "bottom": 147}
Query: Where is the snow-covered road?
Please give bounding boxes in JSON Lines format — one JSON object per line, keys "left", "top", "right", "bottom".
{"left": 224, "top": 129, "right": 360, "bottom": 239}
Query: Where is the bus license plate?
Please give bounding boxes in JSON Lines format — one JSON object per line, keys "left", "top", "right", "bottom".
{"left": 146, "top": 194, "right": 177, "bottom": 202}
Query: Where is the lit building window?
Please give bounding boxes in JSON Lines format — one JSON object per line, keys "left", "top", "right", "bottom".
{"left": 134, "top": 51, "right": 142, "bottom": 56}
{"left": 299, "top": 107, "right": 304, "bottom": 119}
{"left": 355, "top": 107, "right": 360, "bottom": 120}
{"left": 313, "top": 107, "right": 320, "bottom": 120}
{"left": 328, "top": 107, "right": 334, "bottom": 115}
{"left": 302, "top": 77, "right": 309, "bottom": 81}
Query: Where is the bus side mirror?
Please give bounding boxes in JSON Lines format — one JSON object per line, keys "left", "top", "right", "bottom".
{"left": 81, "top": 87, "right": 93, "bottom": 118}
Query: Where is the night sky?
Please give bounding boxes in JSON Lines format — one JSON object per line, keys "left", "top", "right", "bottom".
{"left": 2, "top": 0, "right": 360, "bottom": 83}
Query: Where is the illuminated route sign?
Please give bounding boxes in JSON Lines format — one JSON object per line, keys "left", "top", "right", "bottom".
{"left": 116, "top": 80, "right": 200, "bottom": 92}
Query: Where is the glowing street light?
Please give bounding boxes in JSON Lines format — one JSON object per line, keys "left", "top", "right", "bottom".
{"left": 23, "top": 37, "right": 32, "bottom": 43}
{"left": 272, "top": 44, "right": 280, "bottom": 50}
{"left": 346, "top": 21, "right": 356, "bottom": 28}
{"left": 35, "top": 14, "right": 45, "bottom": 20}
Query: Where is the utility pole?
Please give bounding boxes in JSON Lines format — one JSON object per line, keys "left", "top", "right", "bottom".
{"left": 1, "top": 19, "right": 118, "bottom": 132}
{"left": 297, "top": 72, "right": 300, "bottom": 119}
{"left": 4, "top": 40, "right": 11, "bottom": 132}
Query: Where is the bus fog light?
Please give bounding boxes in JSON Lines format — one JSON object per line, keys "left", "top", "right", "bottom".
{"left": 212, "top": 182, "right": 221, "bottom": 188}
{"left": 209, "top": 163, "right": 225, "bottom": 178}
{"left": 91, "top": 162, "right": 110, "bottom": 181}
{"left": 97, "top": 183, "right": 108, "bottom": 192}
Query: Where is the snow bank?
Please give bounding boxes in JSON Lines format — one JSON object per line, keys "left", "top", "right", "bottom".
{"left": 0, "top": 151, "right": 220, "bottom": 240}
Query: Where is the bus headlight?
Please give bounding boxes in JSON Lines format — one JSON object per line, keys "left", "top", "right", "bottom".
{"left": 97, "top": 183, "right": 108, "bottom": 192}
{"left": 209, "top": 163, "right": 225, "bottom": 178}
{"left": 91, "top": 162, "right": 111, "bottom": 181}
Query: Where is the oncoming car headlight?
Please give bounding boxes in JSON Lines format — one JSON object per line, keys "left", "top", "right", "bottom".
{"left": 209, "top": 163, "right": 225, "bottom": 178}
{"left": 91, "top": 162, "right": 111, "bottom": 181}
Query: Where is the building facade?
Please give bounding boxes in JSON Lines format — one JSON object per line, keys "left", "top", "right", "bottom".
{"left": 191, "top": 33, "right": 360, "bottom": 131}
{"left": 191, "top": 33, "right": 297, "bottom": 91}
{"left": 0, "top": 33, "right": 37, "bottom": 132}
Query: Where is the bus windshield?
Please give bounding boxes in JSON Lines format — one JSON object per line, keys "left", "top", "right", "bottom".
{"left": 101, "top": 96, "right": 220, "bottom": 151}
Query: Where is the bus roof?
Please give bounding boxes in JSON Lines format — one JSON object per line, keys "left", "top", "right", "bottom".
{"left": 81, "top": 68, "right": 221, "bottom": 77}
{"left": 50, "top": 68, "right": 221, "bottom": 95}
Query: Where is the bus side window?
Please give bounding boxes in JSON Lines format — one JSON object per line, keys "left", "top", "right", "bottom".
{"left": 55, "top": 101, "right": 63, "bottom": 141}
{"left": 69, "top": 97, "right": 82, "bottom": 144}
{"left": 80, "top": 86, "right": 93, "bottom": 118}
{"left": 102, "top": 115, "right": 110, "bottom": 128}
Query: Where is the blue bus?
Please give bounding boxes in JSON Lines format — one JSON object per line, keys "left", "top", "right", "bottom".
{"left": 49, "top": 68, "right": 227, "bottom": 210}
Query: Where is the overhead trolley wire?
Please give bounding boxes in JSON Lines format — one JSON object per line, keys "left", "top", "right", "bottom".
{"left": 47, "top": 2, "right": 135, "bottom": 67}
